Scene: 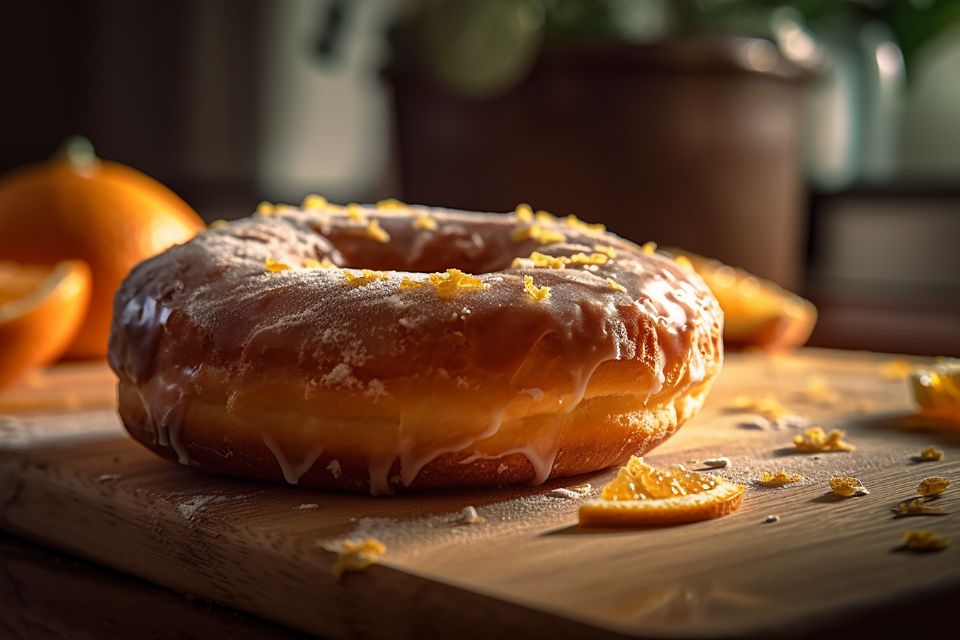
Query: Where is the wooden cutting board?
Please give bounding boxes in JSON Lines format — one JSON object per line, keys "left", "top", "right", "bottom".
{"left": 1, "top": 350, "right": 958, "bottom": 638}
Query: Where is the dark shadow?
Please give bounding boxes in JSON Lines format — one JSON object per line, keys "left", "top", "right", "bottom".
{"left": 540, "top": 521, "right": 695, "bottom": 536}
{"left": 845, "top": 412, "right": 960, "bottom": 446}
{"left": 771, "top": 446, "right": 799, "bottom": 457}
{"left": 771, "top": 446, "right": 853, "bottom": 458}
{"left": 810, "top": 492, "right": 857, "bottom": 504}
{"left": 750, "top": 480, "right": 801, "bottom": 490}
{"left": 889, "top": 495, "right": 947, "bottom": 519}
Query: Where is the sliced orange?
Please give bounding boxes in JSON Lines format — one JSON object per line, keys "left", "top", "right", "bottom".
{"left": 668, "top": 249, "right": 817, "bottom": 350}
{"left": 0, "top": 260, "right": 91, "bottom": 387}
{"left": 910, "top": 359, "right": 960, "bottom": 423}
{"left": 579, "top": 457, "right": 745, "bottom": 527}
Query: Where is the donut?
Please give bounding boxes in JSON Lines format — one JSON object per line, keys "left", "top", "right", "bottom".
{"left": 108, "top": 200, "right": 723, "bottom": 494}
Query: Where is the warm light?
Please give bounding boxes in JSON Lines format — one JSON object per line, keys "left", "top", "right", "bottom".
{"left": 744, "top": 40, "right": 776, "bottom": 73}
{"left": 781, "top": 25, "right": 817, "bottom": 63}
{"left": 876, "top": 41, "right": 903, "bottom": 77}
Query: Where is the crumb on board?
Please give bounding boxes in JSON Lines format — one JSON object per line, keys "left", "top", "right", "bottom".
{"left": 902, "top": 530, "right": 950, "bottom": 552}
{"left": 459, "top": 506, "right": 486, "bottom": 525}
{"left": 96, "top": 473, "right": 121, "bottom": 484}
{"left": 702, "top": 457, "right": 731, "bottom": 469}
{"left": 327, "top": 538, "right": 386, "bottom": 580}
{"left": 793, "top": 427, "right": 855, "bottom": 453}
{"left": 917, "top": 477, "right": 950, "bottom": 497}
{"left": 919, "top": 447, "right": 944, "bottom": 462}
{"left": 892, "top": 498, "right": 946, "bottom": 518}
{"left": 757, "top": 470, "right": 805, "bottom": 487}
{"left": 764, "top": 515, "right": 781, "bottom": 523}
{"left": 296, "top": 503, "right": 319, "bottom": 511}
{"left": 829, "top": 476, "right": 869, "bottom": 497}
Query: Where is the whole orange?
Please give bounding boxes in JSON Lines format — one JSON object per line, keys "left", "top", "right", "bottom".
{"left": 0, "top": 138, "right": 204, "bottom": 358}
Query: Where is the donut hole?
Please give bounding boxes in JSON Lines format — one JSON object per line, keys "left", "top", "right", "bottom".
{"left": 310, "top": 220, "right": 520, "bottom": 274}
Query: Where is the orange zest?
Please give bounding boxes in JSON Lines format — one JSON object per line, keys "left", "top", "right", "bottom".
{"left": 579, "top": 457, "right": 744, "bottom": 527}
{"left": 0, "top": 260, "right": 91, "bottom": 387}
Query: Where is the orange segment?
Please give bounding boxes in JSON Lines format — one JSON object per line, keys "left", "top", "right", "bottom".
{"left": 579, "top": 457, "right": 745, "bottom": 527}
{"left": 668, "top": 249, "right": 817, "bottom": 350}
{"left": 0, "top": 260, "right": 91, "bottom": 387}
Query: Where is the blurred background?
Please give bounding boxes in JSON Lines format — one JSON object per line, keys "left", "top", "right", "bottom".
{"left": 2, "top": 0, "right": 959, "bottom": 355}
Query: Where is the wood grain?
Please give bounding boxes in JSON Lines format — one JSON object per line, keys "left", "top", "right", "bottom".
{"left": 0, "top": 532, "right": 308, "bottom": 640}
{"left": 1, "top": 349, "right": 958, "bottom": 638}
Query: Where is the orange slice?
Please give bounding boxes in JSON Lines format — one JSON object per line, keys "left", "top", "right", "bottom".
{"left": 0, "top": 260, "right": 91, "bottom": 388}
{"left": 668, "top": 249, "right": 817, "bottom": 350}
{"left": 579, "top": 457, "right": 745, "bottom": 527}
{"left": 910, "top": 359, "right": 960, "bottom": 423}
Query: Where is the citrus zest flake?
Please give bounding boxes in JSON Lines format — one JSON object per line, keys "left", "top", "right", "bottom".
{"left": 511, "top": 223, "right": 565, "bottom": 245}
{"left": 344, "top": 218, "right": 391, "bottom": 243}
{"left": 514, "top": 203, "right": 534, "bottom": 222}
{"left": 569, "top": 252, "right": 609, "bottom": 266}
{"left": 902, "top": 530, "right": 949, "bottom": 552}
{"left": 830, "top": 476, "right": 867, "bottom": 497}
{"left": 594, "top": 245, "right": 617, "bottom": 258}
{"left": 919, "top": 447, "right": 944, "bottom": 461}
{"left": 343, "top": 269, "right": 389, "bottom": 287}
{"left": 757, "top": 470, "right": 804, "bottom": 486}
{"left": 345, "top": 203, "right": 366, "bottom": 221}
{"left": 606, "top": 278, "right": 627, "bottom": 292}
{"left": 302, "top": 194, "right": 328, "bottom": 210}
{"left": 376, "top": 198, "right": 406, "bottom": 210}
{"left": 399, "top": 277, "right": 425, "bottom": 291}
{"left": 412, "top": 215, "right": 438, "bottom": 230}
{"left": 428, "top": 269, "right": 489, "bottom": 300}
{"left": 328, "top": 538, "right": 386, "bottom": 580}
{"left": 264, "top": 257, "right": 293, "bottom": 272}
{"left": 522, "top": 276, "right": 550, "bottom": 303}
{"left": 917, "top": 477, "right": 950, "bottom": 497}
{"left": 793, "top": 427, "right": 854, "bottom": 453}
{"left": 535, "top": 210, "right": 556, "bottom": 224}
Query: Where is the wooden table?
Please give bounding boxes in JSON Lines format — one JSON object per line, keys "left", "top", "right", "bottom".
{"left": 1, "top": 350, "right": 958, "bottom": 638}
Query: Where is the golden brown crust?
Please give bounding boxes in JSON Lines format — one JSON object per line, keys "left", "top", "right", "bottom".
{"left": 109, "top": 204, "right": 723, "bottom": 493}
{"left": 118, "top": 378, "right": 713, "bottom": 491}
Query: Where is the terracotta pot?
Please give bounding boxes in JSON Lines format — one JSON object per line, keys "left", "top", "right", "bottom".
{"left": 388, "top": 38, "right": 811, "bottom": 289}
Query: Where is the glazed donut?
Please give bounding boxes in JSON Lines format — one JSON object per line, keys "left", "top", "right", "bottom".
{"left": 109, "top": 201, "right": 723, "bottom": 494}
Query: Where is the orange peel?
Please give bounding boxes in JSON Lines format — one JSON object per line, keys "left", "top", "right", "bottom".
{"left": 579, "top": 457, "right": 745, "bottom": 527}
{"left": 666, "top": 249, "right": 816, "bottom": 350}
